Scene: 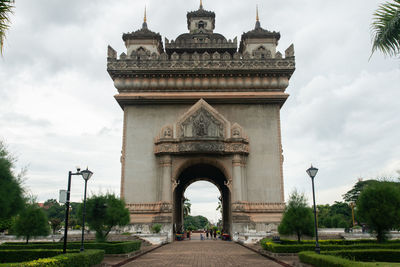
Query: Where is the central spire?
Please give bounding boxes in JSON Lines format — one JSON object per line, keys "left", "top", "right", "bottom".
{"left": 255, "top": 5, "right": 261, "bottom": 29}
{"left": 142, "top": 6, "right": 148, "bottom": 29}
{"left": 200, "top": 0, "right": 203, "bottom": 9}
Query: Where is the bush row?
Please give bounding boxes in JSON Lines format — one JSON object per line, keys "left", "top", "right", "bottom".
{"left": 0, "top": 249, "right": 104, "bottom": 267}
{"left": 278, "top": 238, "right": 400, "bottom": 245}
{"left": 327, "top": 249, "right": 400, "bottom": 262}
{"left": 299, "top": 251, "right": 366, "bottom": 267}
{"left": 0, "top": 249, "right": 61, "bottom": 263}
{"left": 299, "top": 249, "right": 400, "bottom": 267}
{"left": 261, "top": 240, "right": 400, "bottom": 253}
{"left": 0, "top": 241, "right": 141, "bottom": 254}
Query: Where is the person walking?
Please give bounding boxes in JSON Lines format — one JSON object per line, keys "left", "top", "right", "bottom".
{"left": 213, "top": 229, "right": 217, "bottom": 240}
{"left": 206, "top": 229, "right": 209, "bottom": 239}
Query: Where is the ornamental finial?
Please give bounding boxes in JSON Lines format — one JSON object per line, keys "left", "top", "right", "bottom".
{"left": 200, "top": 0, "right": 203, "bottom": 9}
{"left": 144, "top": 5, "right": 147, "bottom": 23}
{"left": 256, "top": 5, "right": 259, "bottom": 22}
{"left": 255, "top": 5, "right": 261, "bottom": 29}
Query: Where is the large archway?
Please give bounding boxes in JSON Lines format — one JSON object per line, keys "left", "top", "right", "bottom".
{"left": 173, "top": 163, "right": 231, "bottom": 235}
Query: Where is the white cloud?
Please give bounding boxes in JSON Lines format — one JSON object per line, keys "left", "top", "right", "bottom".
{"left": 1, "top": 0, "right": 399, "bottom": 213}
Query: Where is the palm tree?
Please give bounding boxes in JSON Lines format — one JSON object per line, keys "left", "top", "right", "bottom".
{"left": 183, "top": 197, "right": 191, "bottom": 217}
{"left": 371, "top": 0, "right": 400, "bottom": 57}
{"left": 216, "top": 196, "right": 222, "bottom": 215}
{"left": 0, "top": 0, "right": 15, "bottom": 55}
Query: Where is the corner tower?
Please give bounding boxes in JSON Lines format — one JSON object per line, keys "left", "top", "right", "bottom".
{"left": 107, "top": 4, "right": 295, "bottom": 240}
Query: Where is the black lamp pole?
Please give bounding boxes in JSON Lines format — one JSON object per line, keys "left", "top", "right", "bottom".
{"left": 80, "top": 168, "right": 93, "bottom": 252}
{"left": 63, "top": 169, "right": 83, "bottom": 254}
{"left": 62, "top": 168, "right": 93, "bottom": 254}
{"left": 307, "top": 165, "right": 320, "bottom": 254}
{"left": 63, "top": 171, "right": 72, "bottom": 254}
{"left": 80, "top": 179, "right": 88, "bottom": 252}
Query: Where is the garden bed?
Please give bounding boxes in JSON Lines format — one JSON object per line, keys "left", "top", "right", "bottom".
{"left": 299, "top": 249, "right": 400, "bottom": 267}
{"left": 0, "top": 241, "right": 141, "bottom": 254}
{"left": 0, "top": 249, "right": 104, "bottom": 267}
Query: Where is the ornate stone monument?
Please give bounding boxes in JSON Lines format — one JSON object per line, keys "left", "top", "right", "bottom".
{"left": 107, "top": 3, "right": 295, "bottom": 239}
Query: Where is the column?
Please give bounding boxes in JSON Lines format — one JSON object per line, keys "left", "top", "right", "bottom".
{"left": 160, "top": 155, "right": 172, "bottom": 202}
{"left": 232, "top": 154, "right": 242, "bottom": 202}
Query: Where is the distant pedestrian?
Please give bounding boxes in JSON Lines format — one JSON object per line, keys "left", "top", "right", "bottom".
{"left": 206, "top": 230, "right": 209, "bottom": 239}
{"left": 213, "top": 229, "right": 217, "bottom": 240}
{"left": 200, "top": 232, "right": 204, "bottom": 240}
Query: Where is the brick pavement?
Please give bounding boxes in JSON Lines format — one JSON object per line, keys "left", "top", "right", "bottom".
{"left": 123, "top": 240, "right": 284, "bottom": 267}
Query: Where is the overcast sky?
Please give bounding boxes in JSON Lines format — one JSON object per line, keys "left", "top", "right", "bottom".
{"left": 1, "top": 0, "right": 399, "bottom": 223}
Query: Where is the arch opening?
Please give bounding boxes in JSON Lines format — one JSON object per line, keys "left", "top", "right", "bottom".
{"left": 173, "top": 163, "right": 231, "bottom": 235}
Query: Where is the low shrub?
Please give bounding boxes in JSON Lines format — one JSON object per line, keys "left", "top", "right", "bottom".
{"left": 0, "top": 249, "right": 61, "bottom": 263}
{"left": 327, "top": 249, "right": 400, "bottom": 262}
{"left": 278, "top": 238, "right": 400, "bottom": 245}
{"left": 261, "top": 241, "right": 400, "bottom": 253}
{"left": 0, "top": 249, "right": 104, "bottom": 267}
{"left": 299, "top": 251, "right": 361, "bottom": 267}
{"left": 152, "top": 224, "right": 162, "bottom": 234}
{"left": 299, "top": 250, "right": 400, "bottom": 267}
{"left": 0, "top": 241, "right": 141, "bottom": 254}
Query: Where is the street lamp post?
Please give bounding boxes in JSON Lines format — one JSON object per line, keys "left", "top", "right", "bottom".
{"left": 80, "top": 168, "right": 93, "bottom": 252}
{"left": 306, "top": 165, "right": 320, "bottom": 254}
{"left": 63, "top": 168, "right": 93, "bottom": 254}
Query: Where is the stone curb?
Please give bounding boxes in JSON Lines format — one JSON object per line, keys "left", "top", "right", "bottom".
{"left": 102, "top": 243, "right": 166, "bottom": 267}
{"left": 235, "top": 241, "right": 294, "bottom": 267}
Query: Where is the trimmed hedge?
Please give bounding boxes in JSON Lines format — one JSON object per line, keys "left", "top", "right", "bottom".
{"left": 0, "top": 249, "right": 61, "bottom": 263}
{"left": 299, "top": 250, "right": 400, "bottom": 267}
{"left": 274, "top": 238, "right": 400, "bottom": 245}
{"left": 0, "top": 241, "right": 141, "bottom": 254}
{"left": 299, "top": 251, "right": 366, "bottom": 267}
{"left": 327, "top": 249, "right": 400, "bottom": 262}
{"left": 261, "top": 240, "right": 400, "bottom": 253}
{"left": 0, "top": 249, "right": 104, "bottom": 267}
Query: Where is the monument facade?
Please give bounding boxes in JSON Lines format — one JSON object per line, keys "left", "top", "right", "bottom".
{"left": 107, "top": 3, "right": 295, "bottom": 239}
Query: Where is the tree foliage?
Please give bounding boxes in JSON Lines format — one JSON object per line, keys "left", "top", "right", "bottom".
{"left": 183, "top": 197, "right": 191, "bottom": 217}
{"left": 183, "top": 215, "right": 209, "bottom": 230}
{"left": 342, "top": 179, "right": 380, "bottom": 203}
{"left": 356, "top": 182, "right": 400, "bottom": 242}
{"left": 371, "top": 0, "right": 400, "bottom": 57}
{"left": 0, "top": 0, "right": 14, "bottom": 54}
{"left": 317, "top": 202, "right": 352, "bottom": 228}
{"left": 41, "top": 199, "right": 65, "bottom": 234}
{"left": 0, "top": 141, "right": 25, "bottom": 220}
{"left": 278, "top": 191, "right": 314, "bottom": 242}
{"left": 13, "top": 203, "right": 50, "bottom": 243}
{"left": 80, "top": 194, "right": 130, "bottom": 242}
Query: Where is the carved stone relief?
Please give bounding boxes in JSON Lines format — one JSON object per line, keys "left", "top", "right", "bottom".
{"left": 154, "top": 99, "right": 249, "bottom": 155}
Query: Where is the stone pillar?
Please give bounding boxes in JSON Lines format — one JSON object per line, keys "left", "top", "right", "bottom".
{"left": 232, "top": 154, "right": 242, "bottom": 202}
{"left": 160, "top": 155, "right": 172, "bottom": 202}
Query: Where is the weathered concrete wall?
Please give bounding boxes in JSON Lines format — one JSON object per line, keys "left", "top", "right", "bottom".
{"left": 123, "top": 102, "right": 283, "bottom": 204}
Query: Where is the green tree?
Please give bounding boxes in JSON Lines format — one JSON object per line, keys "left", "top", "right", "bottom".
{"left": 356, "top": 182, "right": 400, "bottom": 242}
{"left": 183, "top": 215, "right": 209, "bottom": 230}
{"left": 342, "top": 179, "right": 380, "bottom": 203}
{"left": 80, "top": 193, "right": 130, "bottom": 242}
{"left": 183, "top": 197, "right": 191, "bottom": 217}
{"left": 278, "top": 191, "right": 314, "bottom": 242}
{"left": 216, "top": 196, "right": 222, "bottom": 216}
{"left": 0, "top": 218, "right": 12, "bottom": 232}
{"left": 42, "top": 199, "right": 64, "bottom": 234}
{"left": 13, "top": 203, "right": 50, "bottom": 243}
{"left": 371, "top": 0, "right": 400, "bottom": 57}
{"left": 0, "top": 141, "right": 25, "bottom": 220}
{"left": 0, "top": 0, "right": 14, "bottom": 54}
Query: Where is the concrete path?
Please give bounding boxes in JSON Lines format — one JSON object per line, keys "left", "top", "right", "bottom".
{"left": 123, "top": 240, "right": 284, "bottom": 267}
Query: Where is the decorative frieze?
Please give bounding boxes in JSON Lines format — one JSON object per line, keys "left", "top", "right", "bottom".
{"left": 127, "top": 202, "right": 173, "bottom": 214}
{"left": 232, "top": 202, "right": 285, "bottom": 213}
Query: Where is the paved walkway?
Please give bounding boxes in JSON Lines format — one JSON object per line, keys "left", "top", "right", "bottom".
{"left": 123, "top": 240, "right": 283, "bottom": 267}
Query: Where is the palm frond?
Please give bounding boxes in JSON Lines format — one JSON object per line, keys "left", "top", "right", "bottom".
{"left": 371, "top": 0, "right": 400, "bottom": 57}
{"left": 0, "top": 0, "right": 15, "bottom": 55}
